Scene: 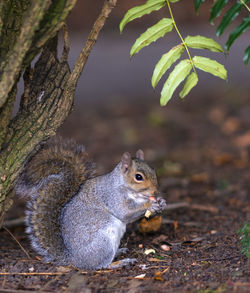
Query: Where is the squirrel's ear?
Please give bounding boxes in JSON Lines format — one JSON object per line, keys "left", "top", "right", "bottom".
{"left": 136, "top": 149, "right": 144, "bottom": 161}
{"left": 121, "top": 152, "right": 132, "bottom": 173}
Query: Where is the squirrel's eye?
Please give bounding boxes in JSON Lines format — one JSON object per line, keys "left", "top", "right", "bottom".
{"left": 135, "top": 173, "right": 143, "bottom": 181}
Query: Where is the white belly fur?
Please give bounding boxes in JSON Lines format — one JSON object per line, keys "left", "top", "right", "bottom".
{"left": 104, "top": 217, "right": 126, "bottom": 252}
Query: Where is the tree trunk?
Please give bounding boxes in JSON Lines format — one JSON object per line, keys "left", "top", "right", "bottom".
{"left": 0, "top": 0, "right": 118, "bottom": 227}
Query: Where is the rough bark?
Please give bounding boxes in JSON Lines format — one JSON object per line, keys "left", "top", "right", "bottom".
{"left": 0, "top": 0, "right": 51, "bottom": 108}
{"left": 0, "top": 0, "right": 118, "bottom": 227}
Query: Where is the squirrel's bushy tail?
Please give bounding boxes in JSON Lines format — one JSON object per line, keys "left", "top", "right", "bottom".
{"left": 16, "top": 137, "right": 95, "bottom": 263}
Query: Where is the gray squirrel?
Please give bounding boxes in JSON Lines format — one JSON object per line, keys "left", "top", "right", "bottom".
{"left": 16, "top": 138, "right": 167, "bottom": 270}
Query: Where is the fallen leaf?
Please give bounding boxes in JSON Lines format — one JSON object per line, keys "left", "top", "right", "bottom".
{"left": 154, "top": 267, "right": 169, "bottom": 281}
{"left": 208, "top": 107, "right": 226, "bottom": 124}
{"left": 243, "top": 206, "right": 250, "bottom": 212}
{"left": 154, "top": 271, "right": 163, "bottom": 281}
{"left": 234, "top": 159, "right": 248, "bottom": 168}
{"left": 148, "top": 257, "right": 162, "bottom": 262}
{"left": 144, "top": 249, "right": 156, "bottom": 255}
{"left": 56, "top": 266, "right": 72, "bottom": 273}
{"left": 134, "top": 273, "right": 146, "bottom": 279}
{"left": 191, "top": 172, "right": 209, "bottom": 183}
{"left": 173, "top": 221, "right": 178, "bottom": 231}
{"left": 221, "top": 117, "right": 240, "bottom": 134}
{"left": 213, "top": 153, "right": 234, "bottom": 166}
{"left": 234, "top": 131, "right": 250, "bottom": 148}
{"left": 228, "top": 198, "right": 244, "bottom": 208}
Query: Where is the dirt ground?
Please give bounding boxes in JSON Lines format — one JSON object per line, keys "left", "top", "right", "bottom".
{"left": 0, "top": 85, "right": 249, "bottom": 292}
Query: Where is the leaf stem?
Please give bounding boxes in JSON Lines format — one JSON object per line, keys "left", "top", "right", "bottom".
{"left": 166, "top": 0, "right": 196, "bottom": 73}
{"left": 239, "top": 0, "right": 250, "bottom": 13}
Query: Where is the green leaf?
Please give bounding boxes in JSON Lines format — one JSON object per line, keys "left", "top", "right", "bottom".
{"left": 185, "top": 35, "right": 224, "bottom": 53}
{"left": 130, "top": 18, "right": 174, "bottom": 58}
{"left": 243, "top": 46, "right": 250, "bottom": 66}
{"left": 210, "top": 0, "right": 228, "bottom": 24}
{"left": 193, "top": 56, "right": 227, "bottom": 80}
{"left": 194, "top": 0, "right": 206, "bottom": 13}
{"left": 119, "top": 0, "right": 166, "bottom": 33}
{"left": 160, "top": 59, "right": 192, "bottom": 106}
{"left": 216, "top": 3, "right": 242, "bottom": 36}
{"left": 152, "top": 44, "right": 185, "bottom": 88}
{"left": 226, "top": 15, "right": 250, "bottom": 51}
{"left": 169, "top": 0, "right": 181, "bottom": 2}
{"left": 179, "top": 72, "right": 198, "bottom": 99}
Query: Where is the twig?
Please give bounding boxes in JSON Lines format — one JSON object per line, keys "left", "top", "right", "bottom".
{"left": 2, "top": 217, "right": 25, "bottom": 229}
{"left": 1, "top": 269, "right": 6, "bottom": 289}
{"left": 94, "top": 270, "right": 113, "bottom": 274}
{"left": 165, "top": 202, "right": 189, "bottom": 210}
{"left": 239, "top": 0, "right": 250, "bottom": 12}
{"left": 0, "top": 272, "right": 67, "bottom": 276}
{"left": 68, "top": 0, "right": 118, "bottom": 88}
{"left": 191, "top": 204, "right": 218, "bottom": 213}
{"left": 3, "top": 227, "right": 31, "bottom": 259}
{"left": 0, "top": 289, "right": 45, "bottom": 293}
{"left": 164, "top": 202, "right": 218, "bottom": 213}
{"left": 166, "top": 0, "right": 196, "bottom": 74}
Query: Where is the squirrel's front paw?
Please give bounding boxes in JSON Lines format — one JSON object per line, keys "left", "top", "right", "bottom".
{"left": 148, "top": 197, "right": 167, "bottom": 215}
{"left": 156, "top": 197, "right": 167, "bottom": 210}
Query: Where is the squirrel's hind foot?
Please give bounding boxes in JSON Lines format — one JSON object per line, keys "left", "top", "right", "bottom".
{"left": 108, "top": 258, "right": 137, "bottom": 269}
{"left": 115, "top": 247, "right": 128, "bottom": 257}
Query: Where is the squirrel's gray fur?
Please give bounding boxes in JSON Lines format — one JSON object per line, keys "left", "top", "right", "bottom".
{"left": 16, "top": 137, "right": 166, "bottom": 269}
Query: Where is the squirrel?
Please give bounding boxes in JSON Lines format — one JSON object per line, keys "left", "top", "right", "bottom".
{"left": 15, "top": 137, "right": 167, "bottom": 270}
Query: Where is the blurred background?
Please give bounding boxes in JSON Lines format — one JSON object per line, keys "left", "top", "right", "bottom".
{"left": 66, "top": 0, "right": 249, "bottom": 99}
{"left": 52, "top": 0, "right": 250, "bottom": 174}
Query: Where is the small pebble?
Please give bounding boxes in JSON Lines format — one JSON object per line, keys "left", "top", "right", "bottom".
{"left": 160, "top": 244, "right": 171, "bottom": 251}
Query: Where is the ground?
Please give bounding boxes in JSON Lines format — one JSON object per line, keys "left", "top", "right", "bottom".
{"left": 0, "top": 86, "right": 249, "bottom": 292}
